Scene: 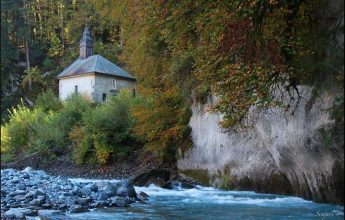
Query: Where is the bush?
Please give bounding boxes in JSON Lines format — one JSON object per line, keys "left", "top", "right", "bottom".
{"left": 70, "top": 90, "right": 140, "bottom": 165}
{"left": 1, "top": 91, "right": 141, "bottom": 164}
{"left": 28, "top": 94, "right": 91, "bottom": 155}
{"left": 59, "top": 94, "right": 92, "bottom": 130}
{"left": 1, "top": 101, "right": 47, "bottom": 157}
{"left": 69, "top": 125, "right": 94, "bottom": 164}
{"left": 1, "top": 126, "right": 13, "bottom": 162}
{"left": 35, "top": 89, "right": 62, "bottom": 112}
{"left": 1, "top": 94, "right": 92, "bottom": 161}
{"left": 28, "top": 111, "right": 66, "bottom": 154}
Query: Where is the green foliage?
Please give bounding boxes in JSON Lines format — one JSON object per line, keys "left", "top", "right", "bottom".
{"left": 94, "top": 0, "right": 343, "bottom": 129}
{"left": 27, "top": 111, "right": 65, "bottom": 154}
{"left": 42, "top": 58, "right": 55, "bottom": 70}
{"left": 59, "top": 94, "right": 92, "bottom": 131}
{"left": 1, "top": 0, "right": 122, "bottom": 117}
{"left": 1, "top": 94, "right": 92, "bottom": 161}
{"left": 35, "top": 89, "right": 62, "bottom": 112}
{"left": 131, "top": 87, "right": 192, "bottom": 162}
{"left": 70, "top": 90, "right": 141, "bottom": 165}
{"left": 22, "top": 67, "right": 52, "bottom": 100}
{"left": 1, "top": 101, "right": 46, "bottom": 156}
{"left": 69, "top": 125, "right": 94, "bottom": 165}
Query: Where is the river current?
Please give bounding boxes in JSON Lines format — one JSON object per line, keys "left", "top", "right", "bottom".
{"left": 66, "top": 178, "right": 344, "bottom": 220}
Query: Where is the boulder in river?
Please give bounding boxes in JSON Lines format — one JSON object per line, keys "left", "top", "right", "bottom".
{"left": 131, "top": 169, "right": 170, "bottom": 187}
{"left": 22, "top": 167, "right": 34, "bottom": 173}
{"left": 116, "top": 180, "right": 137, "bottom": 198}
{"left": 163, "top": 180, "right": 195, "bottom": 190}
{"left": 4, "top": 208, "right": 36, "bottom": 219}
{"left": 69, "top": 204, "right": 88, "bottom": 213}
{"left": 38, "top": 209, "right": 72, "bottom": 220}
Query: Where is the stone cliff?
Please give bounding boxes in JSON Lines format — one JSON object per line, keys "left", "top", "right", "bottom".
{"left": 178, "top": 86, "right": 344, "bottom": 204}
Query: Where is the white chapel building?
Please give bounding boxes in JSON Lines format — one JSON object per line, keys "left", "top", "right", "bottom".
{"left": 57, "top": 26, "right": 136, "bottom": 102}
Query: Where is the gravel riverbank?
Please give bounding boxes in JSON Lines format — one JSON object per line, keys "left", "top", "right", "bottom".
{"left": 1, "top": 167, "right": 149, "bottom": 219}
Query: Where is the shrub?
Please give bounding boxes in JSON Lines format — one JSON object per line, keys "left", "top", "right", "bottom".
{"left": 1, "top": 94, "right": 92, "bottom": 161}
{"left": 35, "top": 89, "right": 62, "bottom": 112}
{"left": 0, "top": 101, "right": 47, "bottom": 156}
{"left": 59, "top": 94, "right": 92, "bottom": 129}
{"left": 69, "top": 125, "right": 94, "bottom": 164}
{"left": 28, "top": 111, "right": 66, "bottom": 155}
{"left": 1, "top": 126, "right": 13, "bottom": 162}
{"left": 70, "top": 90, "right": 140, "bottom": 165}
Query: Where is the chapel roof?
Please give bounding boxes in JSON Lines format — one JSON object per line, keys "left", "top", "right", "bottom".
{"left": 57, "top": 54, "right": 136, "bottom": 80}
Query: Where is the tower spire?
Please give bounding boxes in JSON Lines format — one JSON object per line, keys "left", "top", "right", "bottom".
{"left": 79, "top": 25, "right": 93, "bottom": 59}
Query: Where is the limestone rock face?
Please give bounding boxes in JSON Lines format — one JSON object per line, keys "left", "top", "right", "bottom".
{"left": 178, "top": 86, "right": 344, "bottom": 204}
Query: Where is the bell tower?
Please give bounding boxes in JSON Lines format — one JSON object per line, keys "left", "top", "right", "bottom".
{"left": 79, "top": 25, "right": 93, "bottom": 59}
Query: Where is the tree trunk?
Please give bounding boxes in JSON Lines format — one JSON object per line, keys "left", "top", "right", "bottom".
{"left": 60, "top": 0, "right": 65, "bottom": 47}
{"left": 120, "top": 26, "right": 124, "bottom": 48}
{"left": 25, "top": 41, "right": 31, "bottom": 91}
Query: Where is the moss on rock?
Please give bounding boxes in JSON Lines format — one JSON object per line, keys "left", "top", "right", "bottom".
{"left": 180, "top": 169, "right": 210, "bottom": 185}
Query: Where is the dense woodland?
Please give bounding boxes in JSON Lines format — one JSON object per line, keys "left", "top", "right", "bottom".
{"left": 1, "top": 0, "right": 343, "bottom": 165}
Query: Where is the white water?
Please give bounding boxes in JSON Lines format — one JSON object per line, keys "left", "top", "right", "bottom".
{"left": 68, "top": 178, "right": 344, "bottom": 220}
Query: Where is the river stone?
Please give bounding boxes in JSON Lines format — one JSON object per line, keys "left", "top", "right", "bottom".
{"left": 80, "top": 187, "right": 92, "bottom": 196}
{"left": 137, "top": 191, "right": 149, "bottom": 201}
{"left": 33, "top": 170, "right": 47, "bottom": 176}
{"left": 4, "top": 208, "right": 36, "bottom": 219}
{"left": 146, "top": 177, "right": 166, "bottom": 187}
{"left": 38, "top": 209, "right": 72, "bottom": 220}
{"left": 137, "top": 194, "right": 147, "bottom": 202}
{"left": 84, "top": 183, "right": 98, "bottom": 192}
{"left": 13, "top": 195, "right": 26, "bottom": 201}
{"left": 1, "top": 168, "right": 148, "bottom": 214}
{"left": 21, "top": 173, "right": 30, "bottom": 179}
{"left": 9, "top": 178, "right": 20, "bottom": 184}
{"left": 29, "top": 199, "right": 41, "bottom": 206}
{"left": 69, "top": 205, "right": 88, "bottom": 213}
{"left": 97, "top": 191, "right": 110, "bottom": 201}
{"left": 37, "top": 195, "right": 46, "bottom": 204}
{"left": 139, "top": 191, "right": 149, "bottom": 198}
{"left": 9, "top": 190, "right": 26, "bottom": 196}
{"left": 101, "top": 182, "right": 116, "bottom": 192}
{"left": 112, "top": 197, "right": 126, "bottom": 207}
{"left": 98, "top": 183, "right": 117, "bottom": 198}
{"left": 163, "top": 180, "right": 195, "bottom": 190}
{"left": 116, "top": 181, "right": 136, "bottom": 198}
{"left": 71, "top": 188, "right": 81, "bottom": 196}
{"left": 131, "top": 169, "right": 170, "bottom": 187}
{"left": 17, "top": 184, "right": 26, "bottom": 190}
{"left": 41, "top": 203, "right": 52, "bottom": 209}
{"left": 22, "top": 167, "right": 34, "bottom": 173}
{"left": 76, "top": 197, "right": 92, "bottom": 206}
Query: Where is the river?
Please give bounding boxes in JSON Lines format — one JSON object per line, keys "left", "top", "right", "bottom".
{"left": 67, "top": 178, "right": 344, "bottom": 220}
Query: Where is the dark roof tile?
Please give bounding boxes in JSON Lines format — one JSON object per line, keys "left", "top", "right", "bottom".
{"left": 57, "top": 55, "right": 136, "bottom": 80}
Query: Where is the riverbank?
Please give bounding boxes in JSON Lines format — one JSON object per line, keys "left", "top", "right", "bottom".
{"left": 1, "top": 167, "right": 149, "bottom": 219}
{"left": 1, "top": 150, "right": 178, "bottom": 180}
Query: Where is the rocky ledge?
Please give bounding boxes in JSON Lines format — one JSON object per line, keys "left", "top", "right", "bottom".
{"left": 1, "top": 167, "right": 149, "bottom": 219}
